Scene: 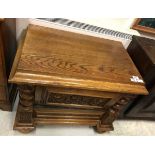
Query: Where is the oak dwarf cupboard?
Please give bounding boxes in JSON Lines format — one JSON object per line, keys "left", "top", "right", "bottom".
{"left": 8, "top": 24, "right": 148, "bottom": 133}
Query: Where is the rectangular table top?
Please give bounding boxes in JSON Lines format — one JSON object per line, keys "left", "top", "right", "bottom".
{"left": 9, "top": 24, "right": 148, "bottom": 95}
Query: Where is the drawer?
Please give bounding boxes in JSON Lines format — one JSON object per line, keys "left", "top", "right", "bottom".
{"left": 0, "top": 86, "right": 7, "bottom": 100}
{"left": 35, "top": 86, "right": 119, "bottom": 110}
{"left": 46, "top": 92, "right": 111, "bottom": 109}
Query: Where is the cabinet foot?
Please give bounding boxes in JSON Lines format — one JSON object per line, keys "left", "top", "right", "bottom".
{"left": 14, "top": 108, "right": 35, "bottom": 133}
{"left": 95, "top": 122, "right": 114, "bottom": 133}
{"left": 14, "top": 125, "right": 35, "bottom": 133}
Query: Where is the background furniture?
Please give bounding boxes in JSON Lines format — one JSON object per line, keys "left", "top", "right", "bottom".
{"left": 132, "top": 18, "right": 155, "bottom": 35}
{"left": 121, "top": 36, "right": 155, "bottom": 119}
{"left": 0, "top": 19, "right": 17, "bottom": 111}
{"left": 9, "top": 25, "right": 147, "bottom": 133}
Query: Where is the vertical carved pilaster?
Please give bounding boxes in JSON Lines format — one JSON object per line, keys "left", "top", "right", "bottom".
{"left": 96, "top": 95, "right": 135, "bottom": 133}
{"left": 14, "top": 84, "right": 35, "bottom": 133}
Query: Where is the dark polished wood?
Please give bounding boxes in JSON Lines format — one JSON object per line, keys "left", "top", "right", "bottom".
{"left": 121, "top": 36, "right": 155, "bottom": 119}
{"left": 9, "top": 25, "right": 148, "bottom": 133}
{"left": 0, "top": 19, "right": 17, "bottom": 111}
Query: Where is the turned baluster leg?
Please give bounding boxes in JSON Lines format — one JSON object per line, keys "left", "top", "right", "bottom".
{"left": 14, "top": 85, "right": 35, "bottom": 133}
{"left": 95, "top": 95, "right": 135, "bottom": 133}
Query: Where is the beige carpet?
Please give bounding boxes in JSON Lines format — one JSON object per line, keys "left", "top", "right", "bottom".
{"left": 1, "top": 96, "right": 155, "bottom": 136}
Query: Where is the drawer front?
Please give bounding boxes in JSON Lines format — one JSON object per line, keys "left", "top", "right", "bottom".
{"left": 0, "top": 86, "right": 7, "bottom": 100}
{"left": 35, "top": 86, "right": 120, "bottom": 110}
{"left": 47, "top": 92, "right": 110, "bottom": 108}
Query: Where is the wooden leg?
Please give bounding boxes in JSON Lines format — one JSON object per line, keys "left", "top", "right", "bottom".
{"left": 95, "top": 95, "right": 135, "bottom": 133}
{"left": 14, "top": 85, "right": 35, "bottom": 133}
{"left": 95, "top": 108, "right": 115, "bottom": 133}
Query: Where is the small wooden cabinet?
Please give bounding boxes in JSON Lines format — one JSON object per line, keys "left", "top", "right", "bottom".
{"left": 122, "top": 36, "right": 155, "bottom": 119}
{"left": 0, "top": 19, "right": 17, "bottom": 111}
{"left": 9, "top": 25, "right": 147, "bottom": 133}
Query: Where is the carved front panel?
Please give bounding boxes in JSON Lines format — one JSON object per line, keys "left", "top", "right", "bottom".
{"left": 48, "top": 92, "right": 110, "bottom": 107}
{"left": 35, "top": 87, "right": 111, "bottom": 108}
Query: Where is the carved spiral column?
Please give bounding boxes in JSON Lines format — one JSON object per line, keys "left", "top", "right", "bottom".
{"left": 18, "top": 85, "right": 35, "bottom": 110}
{"left": 96, "top": 95, "right": 135, "bottom": 133}
{"left": 14, "top": 84, "right": 35, "bottom": 133}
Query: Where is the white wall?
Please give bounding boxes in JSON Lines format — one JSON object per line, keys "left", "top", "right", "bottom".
{"left": 68, "top": 18, "right": 139, "bottom": 35}
{"left": 16, "top": 18, "right": 154, "bottom": 49}
{"left": 16, "top": 18, "right": 29, "bottom": 41}
{"left": 16, "top": 18, "right": 138, "bottom": 36}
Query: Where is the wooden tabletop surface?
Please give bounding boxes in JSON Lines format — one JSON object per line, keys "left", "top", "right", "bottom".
{"left": 9, "top": 24, "right": 148, "bottom": 95}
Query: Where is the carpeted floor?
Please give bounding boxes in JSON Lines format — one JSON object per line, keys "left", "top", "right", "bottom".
{"left": 1, "top": 96, "right": 155, "bottom": 136}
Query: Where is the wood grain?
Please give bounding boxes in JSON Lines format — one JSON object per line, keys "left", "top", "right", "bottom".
{"left": 9, "top": 24, "right": 148, "bottom": 95}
